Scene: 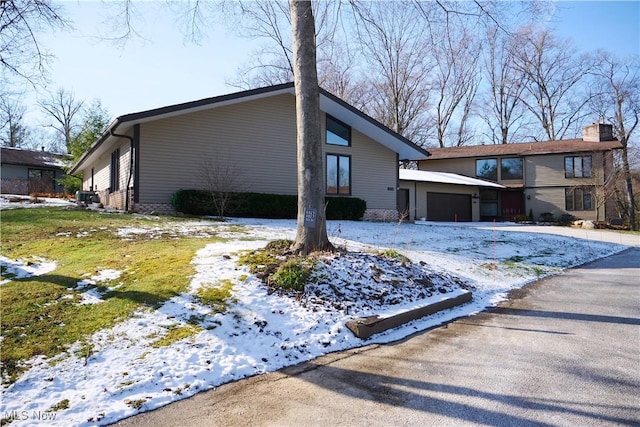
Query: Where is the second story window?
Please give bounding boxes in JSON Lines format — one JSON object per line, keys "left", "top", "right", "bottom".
{"left": 565, "top": 155, "right": 592, "bottom": 178}
{"left": 326, "top": 115, "right": 351, "bottom": 146}
{"left": 500, "top": 158, "right": 523, "bottom": 180}
{"left": 476, "top": 158, "right": 498, "bottom": 181}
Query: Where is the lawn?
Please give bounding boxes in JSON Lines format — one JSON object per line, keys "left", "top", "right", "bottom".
{"left": 0, "top": 204, "right": 629, "bottom": 426}
{"left": 0, "top": 208, "right": 222, "bottom": 384}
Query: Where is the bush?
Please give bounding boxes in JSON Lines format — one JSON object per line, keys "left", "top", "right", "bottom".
{"left": 513, "top": 214, "right": 529, "bottom": 223}
{"left": 539, "top": 212, "right": 554, "bottom": 223}
{"left": 557, "top": 213, "right": 577, "bottom": 226}
{"left": 270, "top": 259, "right": 313, "bottom": 291}
{"left": 171, "top": 190, "right": 367, "bottom": 220}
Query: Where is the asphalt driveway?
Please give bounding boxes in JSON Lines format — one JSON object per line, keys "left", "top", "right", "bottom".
{"left": 113, "top": 244, "right": 640, "bottom": 427}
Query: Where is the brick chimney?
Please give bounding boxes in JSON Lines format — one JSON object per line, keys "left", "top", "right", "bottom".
{"left": 582, "top": 123, "right": 614, "bottom": 142}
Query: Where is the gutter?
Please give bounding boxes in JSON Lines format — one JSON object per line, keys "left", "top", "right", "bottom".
{"left": 110, "top": 126, "right": 135, "bottom": 212}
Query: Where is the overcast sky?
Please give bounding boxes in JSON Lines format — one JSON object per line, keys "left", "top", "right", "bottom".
{"left": 17, "top": 1, "right": 640, "bottom": 131}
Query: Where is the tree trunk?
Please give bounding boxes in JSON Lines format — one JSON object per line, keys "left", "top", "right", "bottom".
{"left": 621, "top": 146, "right": 637, "bottom": 230}
{"left": 289, "top": 0, "right": 333, "bottom": 254}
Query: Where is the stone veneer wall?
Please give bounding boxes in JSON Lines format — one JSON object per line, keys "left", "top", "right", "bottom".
{"left": 362, "top": 208, "right": 399, "bottom": 222}
{"left": 133, "top": 203, "right": 176, "bottom": 215}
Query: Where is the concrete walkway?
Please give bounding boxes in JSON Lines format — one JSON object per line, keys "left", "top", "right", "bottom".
{"left": 113, "top": 245, "right": 640, "bottom": 427}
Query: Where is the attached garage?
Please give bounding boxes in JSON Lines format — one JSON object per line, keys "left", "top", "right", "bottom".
{"left": 427, "top": 192, "right": 472, "bottom": 222}
{"left": 399, "top": 169, "right": 504, "bottom": 222}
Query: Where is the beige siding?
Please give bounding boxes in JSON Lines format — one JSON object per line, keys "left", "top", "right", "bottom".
{"left": 137, "top": 94, "right": 398, "bottom": 211}
{"left": 346, "top": 128, "right": 397, "bottom": 210}
{"left": 419, "top": 158, "right": 476, "bottom": 177}
{"left": 82, "top": 139, "right": 131, "bottom": 209}
{"left": 526, "top": 153, "right": 605, "bottom": 187}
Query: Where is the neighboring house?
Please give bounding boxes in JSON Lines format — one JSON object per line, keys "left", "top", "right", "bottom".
{"left": 1, "top": 147, "right": 70, "bottom": 195}
{"left": 416, "top": 124, "right": 623, "bottom": 222}
{"left": 399, "top": 169, "right": 505, "bottom": 222}
{"left": 70, "top": 83, "right": 430, "bottom": 219}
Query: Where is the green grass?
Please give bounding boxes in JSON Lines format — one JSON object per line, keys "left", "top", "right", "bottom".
{"left": 196, "top": 279, "right": 235, "bottom": 313}
{"left": 0, "top": 207, "right": 220, "bottom": 385}
{"left": 271, "top": 259, "right": 314, "bottom": 291}
{"left": 150, "top": 324, "right": 202, "bottom": 348}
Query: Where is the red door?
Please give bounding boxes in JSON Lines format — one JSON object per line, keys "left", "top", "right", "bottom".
{"left": 501, "top": 191, "right": 524, "bottom": 219}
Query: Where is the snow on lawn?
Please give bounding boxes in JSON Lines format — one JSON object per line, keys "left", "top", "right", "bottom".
{"left": 0, "top": 217, "right": 629, "bottom": 426}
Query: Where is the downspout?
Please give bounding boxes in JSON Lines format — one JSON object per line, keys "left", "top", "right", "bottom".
{"left": 110, "top": 127, "right": 135, "bottom": 212}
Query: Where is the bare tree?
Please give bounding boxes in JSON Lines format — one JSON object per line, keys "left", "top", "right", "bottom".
{"left": 0, "top": 0, "right": 69, "bottom": 86}
{"left": 430, "top": 24, "right": 482, "bottom": 147}
{"left": 38, "top": 87, "right": 84, "bottom": 154}
{"left": 511, "top": 27, "right": 592, "bottom": 141}
{"left": 198, "top": 156, "right": 245, "bottom": 220}
{"left": 482, "top": 26, "right": 528, "bottom": 144}
{"left": 589, "top": 52, "right": 639, "bottom": 230}
{"left": 0, "top": 92, "right": 30, "bottom": 147}
{"left": 350, "top": 1, "right": 433, "bottom": 144}
{"left": 289, "top": 0, "right": 332, "bottom": 254}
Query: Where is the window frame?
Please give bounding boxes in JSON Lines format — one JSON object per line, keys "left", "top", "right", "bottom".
{"left": 326, "top": 114, "right": 351, "bottom": 147}
{"left": 476, "top": 158, "right": 498, "bottom": 181}
{"left": 326, "top": 153, "right": 351, "bottom": 195}
{"left": 500, "top": 157, "right": 523, "bottom": 180}
{"left": 564, "top": 155, "right": 592, "bottom": 178}
{"left": 110, "top": 148, "right": 120, "bottom": 193}
{"left": 565, "top": 187, "right": 594, "bottom": 211}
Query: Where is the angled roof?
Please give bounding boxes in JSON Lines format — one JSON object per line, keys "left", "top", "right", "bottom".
{"left": 399, "top": 169, "right": 505, "bottom": 188}
{"left": 71, "top": 83, "right": 430, "bottom": 174}
{"left": 424, "top": 139, "right": 623, "bottom": 160}
{"left": 1, "top": 147, "right": 70, "bottom": 169}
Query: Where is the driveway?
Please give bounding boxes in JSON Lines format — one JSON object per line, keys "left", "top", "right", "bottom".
{"left": 113, "top": 239, "right": 640, "bottom": 427}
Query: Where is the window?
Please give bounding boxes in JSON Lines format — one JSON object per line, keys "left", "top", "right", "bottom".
{"left": 476, "top": 159, "right": 498, "bottom": 181}
{"left": 326, "top": 154, "right": 351, "bottom": 195}
{"left": 110, "top": 149, "right": 120, "bottom": 192}
{"left": 565, "top": 187, "right": 594, "bottom": 211}
{"left": 28, "top": 169, "right": 55, "bottom": 193}
{"left": 500, "top": 158, "right": 523, "bottom": 180}
{"left": 565, "top": 155, "right": 592, "bottom": 178}
{"left": 326, "top": 115, "right": 351, "bottom": 146}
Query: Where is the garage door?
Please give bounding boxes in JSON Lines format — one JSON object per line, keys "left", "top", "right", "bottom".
{"left": 427, "top": 192, "right": 472, "bottom": 222}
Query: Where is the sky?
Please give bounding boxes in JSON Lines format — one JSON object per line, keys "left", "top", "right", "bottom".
{"left": 1, "top": 196, "right": 633, "bottom": 425}
{"left": 14, "top": 1, "right": 640, "bottom": 133}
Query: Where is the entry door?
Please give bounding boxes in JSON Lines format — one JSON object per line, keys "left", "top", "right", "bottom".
{"left": 397, "top": 189, "right": 410, "bottom": 220}
{"left": 427, "top": 192, "right": 472, "bottom": 222}
{"left": 501, "top": 191, "right": 524, "bottom": 219}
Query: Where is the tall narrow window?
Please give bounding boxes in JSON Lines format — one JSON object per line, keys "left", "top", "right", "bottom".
{"left": 564, "top": 155, "right": 592, "bottom": 178}
{"left": 110, "top": 148, "right": 120, "bottom": 192}
{"left": 326, "top": 115, "right": 351, "bottom": 146}
{"left": 326, "top": 154, "right": 351, "bottom": 195}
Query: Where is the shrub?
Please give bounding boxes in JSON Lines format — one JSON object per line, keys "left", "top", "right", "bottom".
{"left": 557, "top": 213, "right": 577, "bottom": 226}
{"left": 513, "top": 214, "right": 529, "bottom": 223}
{"left": 271, "top": 259, "right": 314, "bottom": 291}
{"left": 171, "top": 190, "right": 366, "bottom": 220}
{"left": 539, "top": 212, "right": 554, "bottom": 223}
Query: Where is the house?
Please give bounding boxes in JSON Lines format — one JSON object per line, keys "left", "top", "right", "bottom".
{"left": 70, "top": 83, "right": 430, "bottom": 219}
{"left": 398, "top": 169, "right": 505, "bottom": 222}
{"left": 415, "top": 124, "right": 623, "bottom": 222}
{"left": 1, "top": 147, "right": 70, "bottom": 195}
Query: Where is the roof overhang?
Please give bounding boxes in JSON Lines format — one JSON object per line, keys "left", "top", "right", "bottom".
{"left": 399, "top": 169, "right": 505, "bottom": 188}
{"left": 70, "top": 83, "right": 429, "bottom": 174}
